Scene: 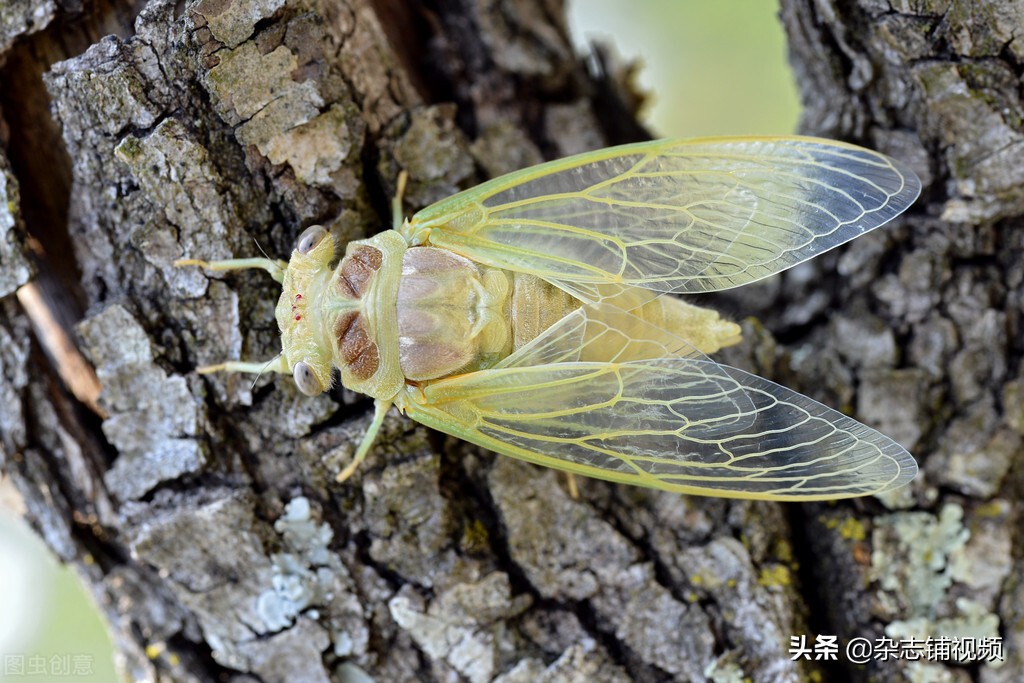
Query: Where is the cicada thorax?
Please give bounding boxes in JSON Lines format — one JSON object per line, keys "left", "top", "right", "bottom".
{"left": 318, "top": 231, "right": 408, "bottom": 400}
{"left": 333, "top": 246, "right": 385, "bottom": 382}
{"left": 331, "top": 234, "right": 581, "bottom": 385}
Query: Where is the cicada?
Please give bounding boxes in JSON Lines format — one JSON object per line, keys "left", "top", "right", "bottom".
{"left": 178, "top": 136, "right": 920, "bottom": 500}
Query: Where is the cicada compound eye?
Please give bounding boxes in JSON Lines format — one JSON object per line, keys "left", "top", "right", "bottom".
{"left": 296, "top": 225, "right": 328, "bottom": 254}
{"left": 293, "top": 361, "right": 323, "bottom": 396}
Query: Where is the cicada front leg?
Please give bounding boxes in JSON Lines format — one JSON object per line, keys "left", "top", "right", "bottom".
{"left": 195, "top": 356, "right": 290, "bottom": 376}
{"left": 174, "top": 257, "right": 286, "bottom": 283}
{"left": 392, "top": 170, "right": 409, "bottom": 231}
{"left": 336, "top": 399, "right": 393, "bottom": 483}
{"left": 565, "top": 473, "right": 580, "bottom": 500}
{"left": 175, "top": 256, "right": 290, "bottom": 376}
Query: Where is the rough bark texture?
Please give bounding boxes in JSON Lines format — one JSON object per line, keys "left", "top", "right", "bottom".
{"left": 0, "top": 1, "right": 1019, "bottom": 682}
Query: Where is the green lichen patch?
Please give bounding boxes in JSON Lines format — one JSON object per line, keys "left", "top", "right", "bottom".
{"left": 206, "top": 42, "right": 320, "bottom": 127}
{"left": 1003, "top": 375, "right": 1024, "bottom": 434}
{"left": 203, "top": 36, "right": 365, "bottom": 196}
{"left": 0, "top": 154, "right": 33, "bottom": 297}
{"left": 872, "top": 504, "right": 970, "bottom": 616}
{"left": 193, "top": 0, "right": 287, "bottom": 49}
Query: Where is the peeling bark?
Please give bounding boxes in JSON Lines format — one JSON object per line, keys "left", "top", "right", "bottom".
{"left": 1, "top": 1, "right": 1020, "bottom": 682}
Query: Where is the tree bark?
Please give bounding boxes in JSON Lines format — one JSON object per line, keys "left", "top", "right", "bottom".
{"left": 0, "top": 1, "right": 1019, "bottom": 682}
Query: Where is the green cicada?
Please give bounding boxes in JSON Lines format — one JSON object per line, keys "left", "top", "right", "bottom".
{"left": 178, "top": 136, "right": 920, "bottom": 500}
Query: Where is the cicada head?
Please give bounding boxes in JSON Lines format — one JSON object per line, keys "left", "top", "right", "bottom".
{"left": 276, "top": 226, "right": 408, "bottom": 400}
{"left": 276, "top": 225, "right": 337, "bottom": 396}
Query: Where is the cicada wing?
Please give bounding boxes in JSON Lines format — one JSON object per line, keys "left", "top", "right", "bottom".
{"left": 404, "top": 305, "right": 917, "bottom": 501}
{"left": 406, "top": 136, "right": 921, "bottom": 302}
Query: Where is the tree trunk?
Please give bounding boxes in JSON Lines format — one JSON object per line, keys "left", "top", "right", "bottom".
{"left": 1, "top": 1, "right": 1019, "bottom": 682}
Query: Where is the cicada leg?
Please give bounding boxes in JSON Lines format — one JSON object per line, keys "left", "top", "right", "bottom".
{"left": 196, "top": 356, "right": 289, "bottom": 376}
{"left": 336, "top": 399, "right": 393, "bottom": 483}
{"left": 392, "top": 170, "right": 409, "bottom": 231}
{"left": 174, "top": 257, "right": 287, "bottom": 283}
{"left": 176, "top": 257, "right": 293, "bottom": 379}
{"left": 565, "top": 473, "right": 580, "bottom": 500}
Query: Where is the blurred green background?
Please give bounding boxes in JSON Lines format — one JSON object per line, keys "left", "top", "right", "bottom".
{"left": 0, "top": 1, "right": 797, "bottom": 680}
{"left": 568, "top": 0, "right": 799, "bottom": 137}
{"left": 0, "top": 483, "right": 115, "bottom": 682}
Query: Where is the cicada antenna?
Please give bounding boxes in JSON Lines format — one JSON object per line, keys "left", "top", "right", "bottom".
{"left": 251, "top": 236, "right": 274, "bottom": 262}
{"left": 251, "top": 354, "right": 285, "bottom": 390}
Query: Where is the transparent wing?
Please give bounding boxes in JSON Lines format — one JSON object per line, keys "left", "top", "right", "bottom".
{"left": 406, "top": 136, "right": 921, "bottom": 303}
{"left": 403, "top": 305, "right": 917, "bottom": 501}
